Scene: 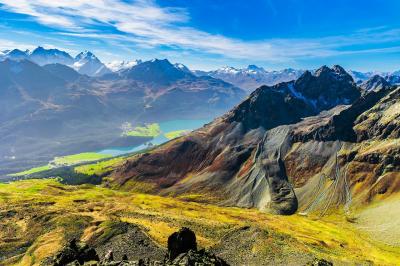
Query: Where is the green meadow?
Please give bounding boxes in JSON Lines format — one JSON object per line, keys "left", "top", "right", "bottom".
{"left": 123, "top": 123, "right": 161, "bottom": 137}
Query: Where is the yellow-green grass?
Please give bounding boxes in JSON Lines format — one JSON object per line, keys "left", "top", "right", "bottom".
{"left": 164, "top": 129, "right": 189, "bottom": 140}
{"left": 0, "top": 179, "right": 399, "bottom": 265}
{"left": 8, "top": 165, "right": 52, "bottom": 177}
{"left": 53, "top": 152, "right": 113, "bottom": 166}
{"left": 74, "top": 157, "right": 126, "bottom": 176}
{"left": 123, "top": 123, "right": 161, "bottom": 137}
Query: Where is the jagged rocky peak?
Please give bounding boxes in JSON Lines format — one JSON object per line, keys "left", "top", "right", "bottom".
{"left": 73, "top": 50, "right": 111, "bottom": 76}
{"left": 226, "top": 82, "right": 315, "bottom": 131}
{"left": 174, "top": 62, "right": 191, "bottom": 73}
{"left": 75, "top": 50, "right": 98, "bottom": 61}
{"left": 313, "top": 64, "right": 353, "bottom": 81}
{"left": 332, "top": 64, "right": 349, "bottom": 75}
{"left": 360, "top": 74, "right": 391, "bottom": 92}
{"left": 227, "top": 64, "right": 363, "bottom": 131}
{"left": 4, "top": 48, "right": 29, "bottom": 60}
{"left": 294, "top": 64, "right": 360, "bottom": 110}
{"left": 29, "top": 46, "right": 74, "bottom": 66}
{"left": 32, "top": 46, "right": 69, "bottom": 57}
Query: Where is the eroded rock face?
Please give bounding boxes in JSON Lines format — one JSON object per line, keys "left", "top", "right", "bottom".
{"left": 354, "top": 88, "right": 400, "bottom": 140}
{"left": 291, "top": 86, "right": 392, "bottom": 142}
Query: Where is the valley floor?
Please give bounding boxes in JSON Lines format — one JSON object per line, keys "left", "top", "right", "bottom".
{"left": 0, "top": 179, "right": 399, "bottom": 265}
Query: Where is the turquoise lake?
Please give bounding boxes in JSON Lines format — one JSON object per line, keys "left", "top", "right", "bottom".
{"left": 97, "top": 119, "right": 211, "bottom": 156}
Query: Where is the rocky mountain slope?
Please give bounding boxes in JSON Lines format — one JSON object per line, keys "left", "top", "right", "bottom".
{"left": 359, "top": 74, "right": 391, "bottom": 92}
{"left": 108, "top": 66, "right": 399, "bottom": 217}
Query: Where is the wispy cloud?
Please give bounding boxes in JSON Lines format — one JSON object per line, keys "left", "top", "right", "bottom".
{"left": 0, "top": 38, "right": 36, "bottom": 51}
{"left": 1, "top": 0, "right": 400, "bottom": 62}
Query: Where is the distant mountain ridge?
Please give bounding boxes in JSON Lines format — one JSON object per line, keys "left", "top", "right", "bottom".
{"left": 194, "top": 65, "right": 304, "bottom": 91}
{"left": 0, "top": 57, "right": 245, "bottom": 175}
{"left": 193, "top": 65, "right": 400, "bottom": 91}
{"left": 2, "top": 46, "right": 400, "bottom": 86}
{"left": 0, "top": 47, "right": 109, "bottom": 76}
{"left": 106, "top": 60, "right": 143, "bottom": 72}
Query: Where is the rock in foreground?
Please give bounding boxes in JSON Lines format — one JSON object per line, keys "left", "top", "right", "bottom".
{"left": 52, "top": 227, "right": 229, "bottom": 266}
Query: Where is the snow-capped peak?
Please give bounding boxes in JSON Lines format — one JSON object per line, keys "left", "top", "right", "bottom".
{"left": 73, "top": 51, "right": 111, "bottom": 76}
{"left": 75, "top": 50, "right": 97, "bottom": 61}
{"left": 173, "top": 63, "right": 191, "bottom": 73}
{"left": 106, "top": 60, "right": 142, "bottom": 72}
{"left": 216, "top": 66, "right": 240, "bottom": 74}
{"left": 28, "top": 46, "right": 74, "bottom": 66}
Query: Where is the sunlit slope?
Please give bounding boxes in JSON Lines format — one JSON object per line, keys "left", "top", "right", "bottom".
{"left": 0, "top": 179, "right": 399, "bottom": 265}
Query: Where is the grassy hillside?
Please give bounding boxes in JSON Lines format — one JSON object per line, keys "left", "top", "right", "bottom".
{"left": 164, "top": 129, "right": 189, "bottom": 139}
{"left": 0, "top": 179, "right": 399, "bottom": 265}
{"left": 8, "top": 165, "right": 52, "bottom": 177}
{"left": 53, "top": 152, "right": 113, "bottom": 166}
{"left": 122, "top": 123, "right": 161, "bottom": 137}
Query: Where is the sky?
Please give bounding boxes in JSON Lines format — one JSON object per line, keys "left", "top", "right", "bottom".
{"left": 0, "top": 0, "right": 400, "bottom": 71}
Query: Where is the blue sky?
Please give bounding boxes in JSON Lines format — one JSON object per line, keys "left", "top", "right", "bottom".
{"left": 0, "top": 0, "right": 400, "bottom": 71}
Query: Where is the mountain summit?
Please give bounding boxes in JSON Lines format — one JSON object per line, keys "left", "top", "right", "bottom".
{"left": 73, "top": 51, "right": 111, "bottom": 76}
{"left": 360, "top": 75, "right": 391, "bottom": 92}
{"left": 122, "top": 59, "right": 194, "bottom": 85}
{"left": 294, "top": 65, "right": 360, "bottom": 110}
{"left": 29, "top": 46, "right": 74, "bottom": 66}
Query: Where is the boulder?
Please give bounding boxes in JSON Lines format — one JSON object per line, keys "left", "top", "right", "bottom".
{"left": 53, "top": 239, "right": 99, "bottom": 265}
{"left": 307, "top": 258, "right": 333, "bottom": 266}
{"left": 168, "top": 249, "right": 229, "bottom": 266}
{"left": 167, "top": 227, "right": 197, "bottom": 260}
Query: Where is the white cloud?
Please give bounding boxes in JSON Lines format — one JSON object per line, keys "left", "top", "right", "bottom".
{"left": 1, "top": 0, "right": 400, "bottom": 62}
{"left": 0, "top": 38, "right": 36, "bottom": 51}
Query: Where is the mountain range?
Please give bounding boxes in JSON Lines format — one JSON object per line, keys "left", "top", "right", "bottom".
{"left": 194, "top": 65, "right": 304, "bottom": 91}
{"left": 2, "top": 46, "right": 400, "bottom": 92}
{"left": 0, "top": 47, "right": 110, "bottom": 76}
{"left": 1, "top": 46, "right": 399, "bottom": 185}
{"left": 195, "top": 66, "right": 400, "bottom": 91}
{"left": 0, "top": 56, "right": 245, "bottom": 175}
